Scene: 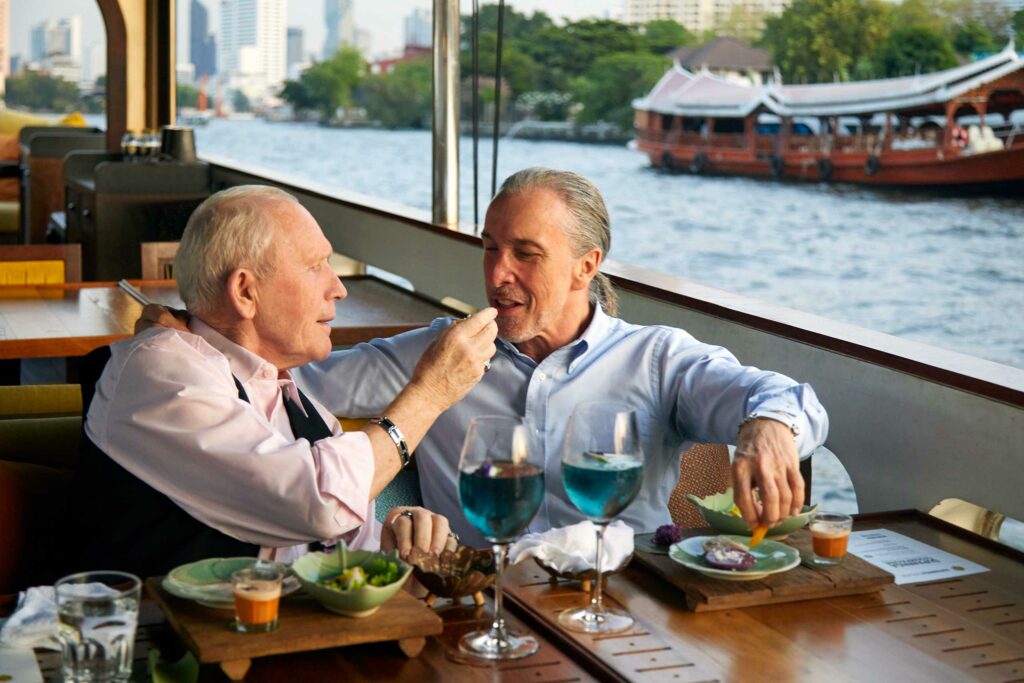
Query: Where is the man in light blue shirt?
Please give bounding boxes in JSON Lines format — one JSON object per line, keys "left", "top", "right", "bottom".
{"left": 296, "top": 168, "right": 828, "bottom": 546}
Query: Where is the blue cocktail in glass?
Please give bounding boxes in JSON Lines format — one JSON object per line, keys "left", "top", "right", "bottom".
{"left": 559, "top": 402, "right": 644, "bottom": 634}
{"left": 457, "top": 416, "right": 544, "bottom": 660}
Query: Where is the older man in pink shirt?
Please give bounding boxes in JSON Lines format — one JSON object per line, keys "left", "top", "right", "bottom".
{"left": 75, "top": 185, "right": 497, "bottom": 576}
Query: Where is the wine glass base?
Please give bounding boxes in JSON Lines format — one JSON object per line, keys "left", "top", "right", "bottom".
{"left": 558, "top": 606, "right": 634, "bottom": 634}
{"left": 458, "top": 629, "right": 539, "bottom": 660}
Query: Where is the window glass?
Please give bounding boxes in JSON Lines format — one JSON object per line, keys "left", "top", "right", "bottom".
{"left": 4, "top": 0, "right": 107, "bottom": 128}
{"left": 458, "top": 1, "right": 1023, "bottom": 374}
{"left": 178, "top": 1, "right": 1022, "bottom": 374}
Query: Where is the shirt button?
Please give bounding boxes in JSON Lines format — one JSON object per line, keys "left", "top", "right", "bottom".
{"left": 537, "top": 372, "right": 547, "bottom": 381}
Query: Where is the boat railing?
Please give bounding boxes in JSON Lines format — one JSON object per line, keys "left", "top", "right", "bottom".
{"left": 753, "top": 136, "right": 776, "bottom": 154}
{"left": 707, "top": 133, "right": 746, "bottom": 149}
{"left": 199, "top": 154, "right": 1024, "bottom": 532}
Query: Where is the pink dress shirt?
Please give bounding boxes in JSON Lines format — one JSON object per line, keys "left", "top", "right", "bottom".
{"left": 85, "top": 319, "right": 380, "bottom": 563}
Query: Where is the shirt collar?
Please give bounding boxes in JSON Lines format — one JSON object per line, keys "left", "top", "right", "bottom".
{"left": 189, "top": 318, "right": 284, "bottom": 385}
{"left": 496, "top": 304, "right": 612, "bottom": 369}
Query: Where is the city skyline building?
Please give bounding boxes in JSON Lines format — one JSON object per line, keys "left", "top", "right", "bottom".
{"left": 191, "top": 0, "right": 216, "bottom": 79}
{"left": 403, "top": 7, "right": 431, "bottom": 49}
{"left": 287, "top": 26, "right": 303, "bottom": 66}
{"left": 220, "top": 0, "right": 286, "bottom": 101}
{"left": 0, "top": 0, "right": 9, "bottom": 96}
{"left": 82, "top": 40, "right": 105, "bottom": 85}
{"left": 323, "top": 0, "right": 356, "bottom": 58}
{"left": 30, "top": 16, "right": 81, "bottom": 64}
{"left": 287, "top": 26, "right": 308, "bottom": 79}
{"left": 622, "top": 0, "right": 791, "bottom": 37}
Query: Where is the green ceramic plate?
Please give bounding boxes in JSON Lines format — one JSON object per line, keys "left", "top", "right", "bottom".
{"left": 162, "top": 558, "right": 299, "bottom": 609}
{"left": 291, "top": 541, "right": 412, "bottom": 618}
{"left": 634, "top": 532, "right": 671, "bottom": 555}
{"left": 668, "top": 535, "right": 800, "bottom": 582}
{"left": 685, "top": 488, "right": 818, "bottom": 538}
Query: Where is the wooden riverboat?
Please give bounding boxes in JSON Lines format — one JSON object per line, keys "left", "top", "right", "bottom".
{"left": 632, "top": 45, "right": 1024, "bottom": 189}
{"left": 2, "top": 2, "right": 1021, "bottom": 681}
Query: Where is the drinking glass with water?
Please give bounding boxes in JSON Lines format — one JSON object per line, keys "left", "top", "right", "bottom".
{"left": 457, "top": 415, "right": 544, "bottom": 660}
{"left": 55, "top": 571, "right": 141, "bottom": 682}
{"left": 559, "top": 401, "right": 644, "bottom": 634}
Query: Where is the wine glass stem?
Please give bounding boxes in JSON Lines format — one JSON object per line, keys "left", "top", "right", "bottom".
{"left": 488, "top": 543, "right": 509, "bottom": 642}
{"left": 590, "top": 522, "right": 607, "bottom": 614}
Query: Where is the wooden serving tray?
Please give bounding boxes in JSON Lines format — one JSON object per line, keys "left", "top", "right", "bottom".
{"left": 145, "top": 577, "right": 443, "bottom": 680}
{"left": 635, "top": 528, "right": 894, "bottom": 611}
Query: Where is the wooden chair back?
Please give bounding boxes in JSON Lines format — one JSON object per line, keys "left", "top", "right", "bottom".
{"left": 0, "top": 243, "right": 82, "bottom": 284}
{"left": 667, "top": 443, "right": 732, "bottom": 528}
{"left": 0, "top": 383, "right": 83, "bottom": 594}
{"left": 140, "top": 241, "right": 179, "bottom": 279}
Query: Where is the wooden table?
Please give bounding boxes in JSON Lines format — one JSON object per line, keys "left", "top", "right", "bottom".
{"left": 27, "top": 512, "right": 1024, "bottom": 681}
{"left": 0, "top": 275, "right": 458, "bottom": 362}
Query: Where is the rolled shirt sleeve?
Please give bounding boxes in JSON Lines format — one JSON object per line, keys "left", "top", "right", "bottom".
{"left": 87, "top": 330, "right": 377, "bottom": 548}
{"left": 658, "top": 327, "right": 828, "bottom": 457}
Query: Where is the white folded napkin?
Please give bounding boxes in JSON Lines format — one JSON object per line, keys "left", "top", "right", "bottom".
{"left": 0, "top": 587, "right": 59, "bottom": 650}
{"left": 508, "top": 521, "right": 634, "bottom": 574}
{"left": 0, "top": 583, "right": 119, "bottom": 650}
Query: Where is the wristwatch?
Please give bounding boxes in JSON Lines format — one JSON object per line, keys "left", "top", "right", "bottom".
{"left": 370, "top": 416, "right": 411, "bottom": 468}
{"left": 739, "top": 412, "right": 800, "bottom": 438}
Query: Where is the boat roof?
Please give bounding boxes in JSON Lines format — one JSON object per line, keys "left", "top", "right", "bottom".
{"left": 634, "top": 44, "right": 1024, "bottom": 118}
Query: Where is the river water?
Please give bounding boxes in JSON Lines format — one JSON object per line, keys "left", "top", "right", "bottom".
{"left": 195, "top": 119, "right": 1024, "bottom": 536}
{"left": 196, "top": 120, "right": 1024, "bottom": 371}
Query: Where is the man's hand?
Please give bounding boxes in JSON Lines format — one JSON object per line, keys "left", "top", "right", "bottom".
{"left": 407, "top": 309, "right": 499, "bottom": 412}
{"left": 134, "top": 303, "right": 190, "bottom": 335}
{"left": 380, "top": 506, "right": 457, "bottom": 560}
{"left": 731, "top": 418, "right": 804, "bottom": 529}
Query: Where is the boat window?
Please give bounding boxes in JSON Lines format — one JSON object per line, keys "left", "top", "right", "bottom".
{"left": 712, "top": 118, "right": 745, "bottom": 134}
{"left": 4, "top": 1, "right": 107, "bottom": 130}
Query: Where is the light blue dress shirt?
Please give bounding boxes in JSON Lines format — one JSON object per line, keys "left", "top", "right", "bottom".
{"left": 295, "top": 306, "right": 828, "bottom": 547}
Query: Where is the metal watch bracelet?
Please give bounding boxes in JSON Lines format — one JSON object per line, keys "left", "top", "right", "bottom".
{"left": 369, "top": 416, "right": 411, "bottom": 468}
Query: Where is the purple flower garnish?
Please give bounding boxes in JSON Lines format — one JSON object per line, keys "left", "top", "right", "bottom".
{"left": 653, "top": 523, "right": 684, "bottom": 546}
{"left": 477, "top": 462, "right": 504, "bottom": 478}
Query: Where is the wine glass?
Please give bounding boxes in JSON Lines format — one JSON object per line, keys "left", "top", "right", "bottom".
{"left": 559, "top": 401, "right": 644, "bottom": 634}
{"left": 457, "top": 415, "right": 544, "bottom": 660}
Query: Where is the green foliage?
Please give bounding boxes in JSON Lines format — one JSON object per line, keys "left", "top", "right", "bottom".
{"left": 873, "top": 25, "right": 958, "bottom": 77}
{"left": 718, "top": 4, "right": 768, "bottom": 44}
{"left": 176, "top": 84, "right": 200, "bottom": 109}
{"left": 460, "top": 32, "right": 540, "bottom": 97}
{"left": 279, "top": 79, "right": 317, "bottom": 111}
{"left": 643, "top": 20, "right": 695, "bottom": 54}
{"left": 760, "top": 0, "right": 891, "bottom": 83}
{"left": 462, "top": 4, "right": 553, "bottom": 39}
{"left": 231, "top": 90, "right": 251, "bottom": 113}
{"left": 1012, "top": 8, "right": 1024, "bottom": 45}
{"left": 520, "top": 19, "right": 648, "bottom": 92}
{"left": 282, "top": 47, "right": 367, "bottom": 121}
{"left": 362, "top": 57, "right": 433, "bottom": 128}
{"left": 4, "top": 69, "right": 81, "bottom": 112}
{"left": 571, "top": 52, "right": 669, "bottom": 129}
{"left": 953, "top": 19, "right": 996, "bottom": 55}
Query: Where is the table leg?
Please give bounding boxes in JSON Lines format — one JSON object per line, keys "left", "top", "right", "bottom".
{"left": 220, "top": 658, "right": 252, "bottom": 680}
{"left": 396, "top": 637, "right": 426, "bottom": 658}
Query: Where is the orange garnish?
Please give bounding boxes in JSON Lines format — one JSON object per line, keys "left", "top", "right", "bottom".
{"left": 748, "top": 525, "right": 768, "bottom": 549}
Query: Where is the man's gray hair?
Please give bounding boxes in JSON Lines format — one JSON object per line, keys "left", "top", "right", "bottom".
{"left": 175, "top": 185, "right": 298, "bottom": 316}
{"left": 496, "top": 167, "right": 618, "bottom": 316}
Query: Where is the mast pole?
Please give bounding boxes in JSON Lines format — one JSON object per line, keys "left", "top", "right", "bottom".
{"left": 432, "top": 0, "right": 460, "bottom": 228}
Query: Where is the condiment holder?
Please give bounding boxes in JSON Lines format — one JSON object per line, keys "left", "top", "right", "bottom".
{"left": 407, "top": 546, "right": 496, "bottom": 606}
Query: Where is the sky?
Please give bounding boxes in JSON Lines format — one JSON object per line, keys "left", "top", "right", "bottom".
{"left": 10, "top": 1, "right": 621, "bottom": 64}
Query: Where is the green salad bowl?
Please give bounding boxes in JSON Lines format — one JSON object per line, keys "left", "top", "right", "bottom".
{"left": 686, "top": 488, "right": 818, "bottom": 538}
{"left": 291, "top": 541, "right": 412, "bottom": 618}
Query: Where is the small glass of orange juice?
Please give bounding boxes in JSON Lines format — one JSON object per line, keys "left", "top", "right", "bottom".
{"left": 231, "top": 562, "right": 285, "bottom": 633}
{"left": 810, "top": 512, "right": 853, "bottom": 566}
